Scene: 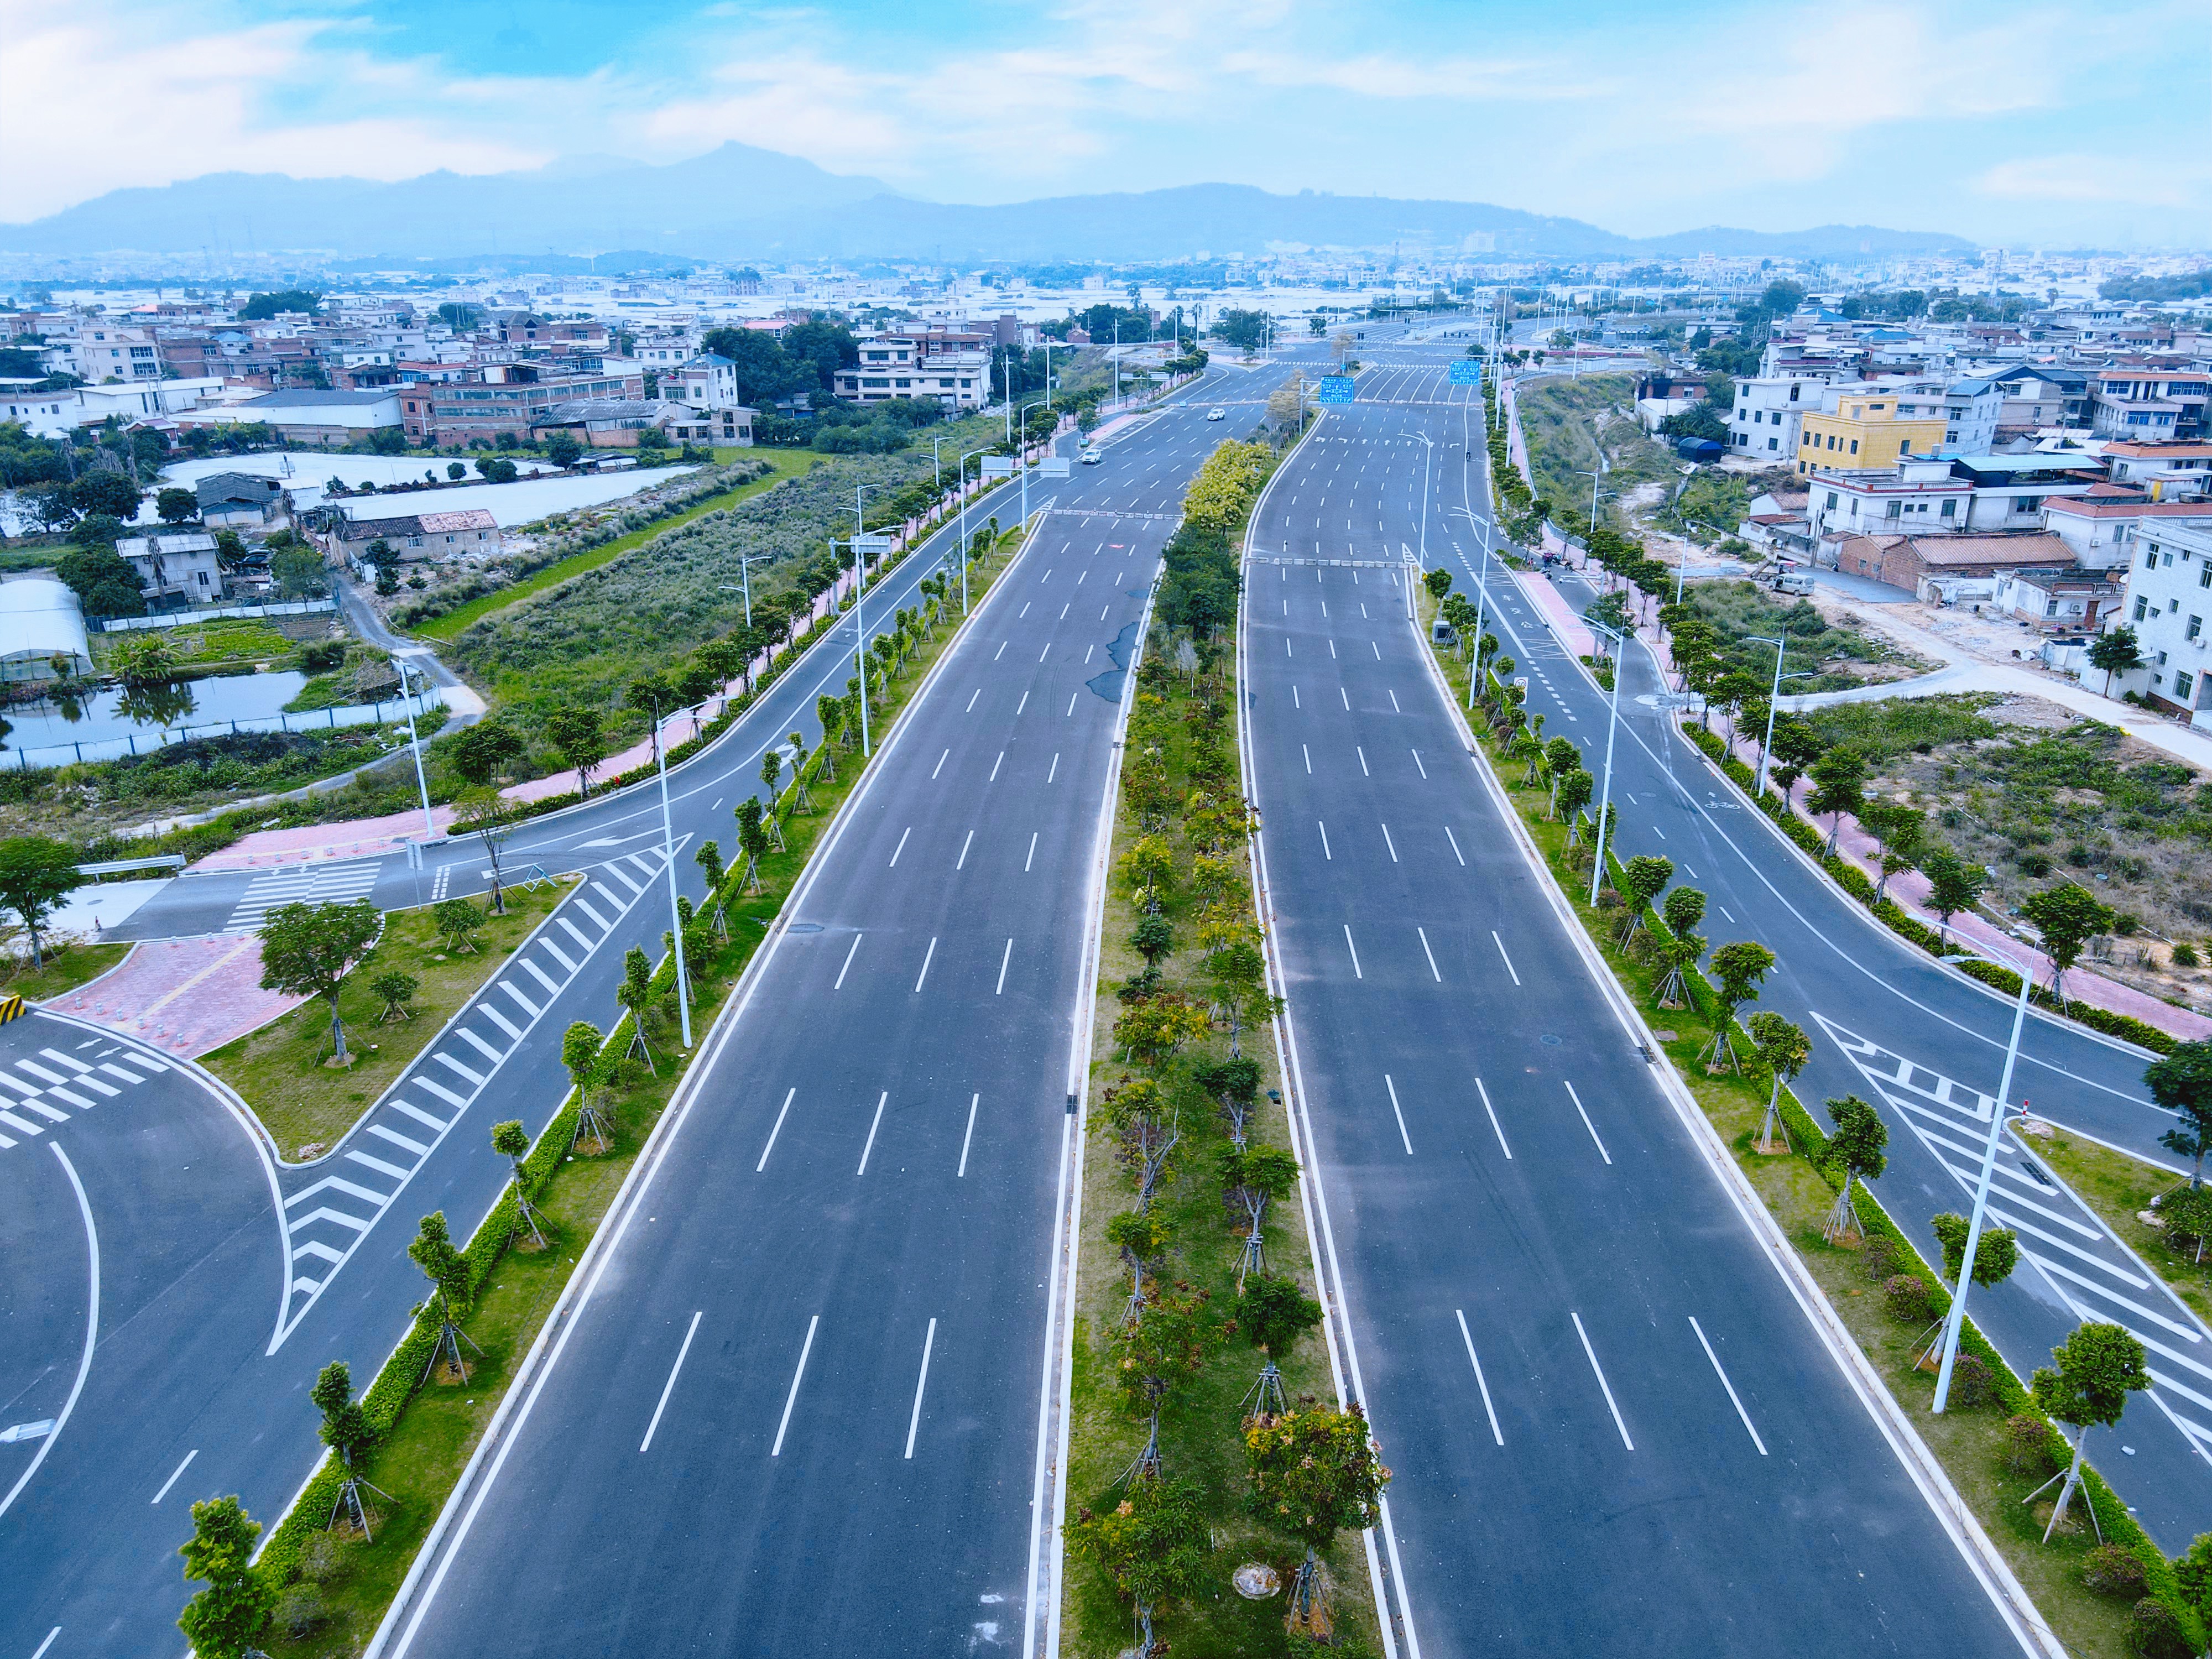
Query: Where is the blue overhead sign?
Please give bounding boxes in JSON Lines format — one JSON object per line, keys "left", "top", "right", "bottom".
{"left": 1448, "top": 358, "right": 1481, "bottom": 384}
{"left": 1317, "top": 375, "right": 1357, "bottom": 404}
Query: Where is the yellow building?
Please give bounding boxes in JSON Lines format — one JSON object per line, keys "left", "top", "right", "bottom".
{"left": 1797, "top": 392, "right": 1948, "bottom": 476}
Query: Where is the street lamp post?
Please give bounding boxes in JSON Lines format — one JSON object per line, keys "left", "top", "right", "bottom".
{"left": 1015, "top": 397, "right": 1050, "bottom": 528}
{"left": 719, "top": 551, "right": 773, "bottom": 627}
{"left": 649, "top": 691, "right": 693, "bottom": 1048}
{"left": 837, "top": 538, "right": 874, "bottom": 759}
{"left": 849, "top": 482, "right": 893, "bottom": 595}
{"left": 1584, "top": 618, "right": 1626, "bottom": 909}
{"left": 1579, "top": 465, "right": 1604, "bottom": 539}
{"left": 955, "top": 447, "right": 989, "bottom": 614}
{"left": 1931, "top": 946, "right": 2034, "bottom": 1413}
{"left": 1415, "top": 433, "right": 1433, "bottom": 572}
{"left": 393, "top": 657, "right": 437, "bottom": 847}
{"left": 1745, "top": 634, "right": 1819, "bottom": 797}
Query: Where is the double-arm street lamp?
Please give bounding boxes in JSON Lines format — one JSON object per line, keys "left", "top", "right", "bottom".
{"left": 1584, "top": 617, "right": 1627, "bottom": 909}
{"left": 1745, "top": 633, "right": 1821, "bottom": 797}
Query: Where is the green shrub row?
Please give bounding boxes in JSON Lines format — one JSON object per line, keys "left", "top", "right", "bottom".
{"left": 1676, "top": 722, "right": 2180, "bottom": 1056}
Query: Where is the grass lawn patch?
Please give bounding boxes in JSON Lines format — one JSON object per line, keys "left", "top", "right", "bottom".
{"left": 1515, "top": 373, "right": 1677, "bottom": 534}
{"left": 1419, "top": 583, "right": 2199, "bottom": 1659}
{"left": 203, "top": 875, "right": 577, "bottom": 1160}
{"left": 416, "top": 451, "right": 816, "bottom": 641}
{"left": 8, "top": 940, "right": 131, "bottom": 1002}
{"left": 2028, "top": 1129, "right": 2212, "bottom": 1327}
{"left": 249, "top": 512, "right": 1035, "bottom": 1658}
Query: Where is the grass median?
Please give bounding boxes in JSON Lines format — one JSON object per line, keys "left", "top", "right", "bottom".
{"left": 9, "top": 940, "right": 132, "bottom": 1004}
{"left": 246, "top": 517, "right": 1035, "bottom": 1658}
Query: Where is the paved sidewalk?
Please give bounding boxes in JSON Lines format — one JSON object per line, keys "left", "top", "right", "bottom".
{"left": 189, "top": 805, "right": 457, "bottom": 872}
{"left": 48, "top": 933, "right": 303, "bottom": 1056}
{"left": 1509, "top": 568, "right": 1595, "bottom": 659}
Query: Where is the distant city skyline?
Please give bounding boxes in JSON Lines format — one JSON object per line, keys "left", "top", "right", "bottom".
{"left": 2, "top": 0, "right": 2205, "bottom": 249}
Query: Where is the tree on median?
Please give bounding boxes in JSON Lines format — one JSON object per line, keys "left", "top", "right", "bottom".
{"left": 2150, "top": 1041, "right": 2212, "bottom": 1189}
{"left": 310, "top": 1359, "right": 389, "bottom": 1538}
{"left": 491, "top": 1118, "right": 547, "bottom": 1247}
{"left": 2031, "top": 1321, "right": 2148, "bottom": 1540}
{"left": 1615, "top": 854, "right": 1674, "bottom": 948}
{"left": 177, "top": 1495, "right": 275, "bottom": 1659}
{"left": 258, "top": 898, "right": 381, "bottom": 1064}
{"left": 1822, "top": 1094, "right": 1888, "bottom": 1243}
{"left": 0, "top": 834, "right": 83, "bottom": 970}
{"left": 562, "top": 1020, "right": 613, "bottom": 1151}
{"left": 1244, "top": 1403, "right": 1391, "bottom": 1640}
{"left": 1746, "top": 1011, "right": 1811, "bottom": 1151}
{"left": 1704, "top": 940, "right": 1775, "bottom": 1072}
{"left": 451, "top": 789, "right": 520, "bottom": 916}
{"left": 408, "top": 1211, "right": 479, "bottom": 1382}
{"left": 432, "top": 896, "right": 482, "bottom": 954}
{"left": 1063, "top": 1471, "right": 1212, "bottom": 1659}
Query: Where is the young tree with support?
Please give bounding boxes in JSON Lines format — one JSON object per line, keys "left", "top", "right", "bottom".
{"left": 618, "top": 946, "right": 656, "bottom": 1073}
{"left": 408, "top": 1212, "right": 480, "bottom": 1383}
{"left": 1615, "top": 854, "right": 1673, "bottom": 948}
{"left": 1106, "top": 1208, "right": 1175, "bottom": 1319}
{"left": 432, "top": 897, "right": 482, "bottom": 954}
{"left": 0, "top": 834, "right": 84, "bottom": 971}
{"left": 1807, "top": 747, "right": 1866, "bottom": 856}
{"left": 1243, "top": 1404, "right": 1391, "bottom": 1640}
{"left": 491, "top": 1119, "right": 547, "bottom": 1247}
{"left": 733, "top": 797, "right": 769, "bottom": 894}
{"left": 1920, "top": 1212, "right": 2018, "bottom": 1366}
{"left": 2020, "top": 881, "right": 2114, "bottom": 1008}
{"left": 815, "top": 695, "right": 843, "bottom": 780}
{"left": 758, "top": 749, "right": 789, "bottom": 850}
{"left": 1113, "top": 1282, "right": 1218, "bottom": 1485}
{"left": 1237, "top": 1274, "right": 1323, "bottom": 1418}
{"left": 1063, "top": 1471, "right": 1212, "bottom": 1659}
{"left": 1217, "top": 1141, "right": 1301, "bottom": 1290}
{"left": 1554, "top": 768, "right": 1594, "bottom": 837}
{"left": 1704, "top": 940, "right": 1775, "bottom": 1071}
{"left": 371, "top": 971, "right": 417, "bottom": 1022}
{"left": 1655, "top": 885, "right": 1708, "bottom": 1007}
{"left": 694, "top": 840, "right": 729, "bottom": 936}
{"left": 258, "top": 898, "right": 382, "bottom": 1065}
{"left": 1197, "top": 1056, "right": 1263, "bottom": 1146}
{"left": 311, "top": 1360, "right": 390, "bottom": 1539}
{"left": 177, "top": 1495, "right": 275, "bottom": 1659}
{"left": 1822, "top": 1094, "right": 1888, "bottom": 1243}
{"left": 451, "top": 790, "right": 521, "bottom": 916}
{"left": 789, "top": 732, "right": 813, "bottom": 810}
{"left": 1746, "top": 1011, "right": 1811, "bottom": 1152}
{"left": 2150, "top": 1041, "right": 2212, "bottom": 1188}
{"left": 563, "top": 1020, "right": 613, "bottom": 1151}
{"left": 1923, "top": 848, "right": 1986, "bottom": 943}
{"left": 545, "top": 703, "right": 607, "bottom": 799}
{"left": 2029, "top": 1321, "right": 2148, "bottom": 1541}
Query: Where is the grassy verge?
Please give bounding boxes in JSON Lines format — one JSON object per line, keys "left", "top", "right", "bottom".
{"left": 415, "top": 452, "right": 816, "bottom": 641}
{"left": 1420, "top": 584, "right": 2206, "bottom": 1659}
{"left": 1063, "top": 436, "right": 1384, "bottom": 1659}
{"left": 2027, "top": 1130, "right": 2212, "bottom": 1326}
{"left": 9, "top": 940, "right": 132, "bottom": 1003}
{"left": 201, "top": 877, "right": 578, "bottom": 1161}
{"left": 248, "top": 515, "right": 1038, "bottom": 1658}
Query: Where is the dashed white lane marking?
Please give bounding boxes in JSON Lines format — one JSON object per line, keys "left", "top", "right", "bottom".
{"left": 1565, "top": 1081, "right": 1612, "bottom": 1165}
{"left": 639, "top": 1311, "right": 703, "bottom": 1454}
{"left": 1384, "top": 1073, "right": 1414, "bottom": 1155}
{"left": 1475, "top": 1077, "right": 1512, "bottom": 1159}
{"left": 1455, "top": 1311, "right": 1506, "bottom": 1446}
{"left": 770, "top": 1316, "right": 820, "bottom": 1457}
{"left": 1573, "top": 1312, "right": 1635, "bottom": 1452}
{"left": 1491, "top": 931, "right": 1521, "bottom": 986}
{"left": 1689, "top": 1317, "right": 1768, "bottom": 1455}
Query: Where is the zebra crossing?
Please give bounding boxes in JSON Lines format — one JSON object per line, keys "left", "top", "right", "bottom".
{"left": 225, "top": 859, "right": 385, "bottom": 932}
{"left": 0, "top": 1035, "right": 170, "bottom": 1151}
{"left": 1815, "top": 1013, "right": 2212, "bottom": 1464}
{"left": 273, "top": 843, "right": 685, "bottom": 1348}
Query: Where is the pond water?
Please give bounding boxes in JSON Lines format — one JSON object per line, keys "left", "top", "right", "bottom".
{"left": 0, "top": 671, "right": 443, "bottom": 767}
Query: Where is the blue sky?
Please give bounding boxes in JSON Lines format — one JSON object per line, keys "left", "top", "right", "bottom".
{"left": 4, "top": 0, "right": 2205, "bottom": 246}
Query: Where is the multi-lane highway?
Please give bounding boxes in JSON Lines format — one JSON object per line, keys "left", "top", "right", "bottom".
{"left": 0, "top": 362, "right": 1260, "bottom": 1658}
{"left": 1293, "top": 334, "right": 2210, "bottom": 1555}
{"left": 1239, "top": 362, "right": 2041, "bottom": 1656}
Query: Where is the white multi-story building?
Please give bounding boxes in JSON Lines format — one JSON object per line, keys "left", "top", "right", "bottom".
{"left": 2112, "top": 520, "right": 2212, "bottom": 723}
{"left": 1726, "top": 377, "right": 1809, "bottom": 460}
{"left": 49, "top": 323, "right": 164, "bottom": 383}
{"left": 832, "top": 335, "right": 992, "bottom": 409}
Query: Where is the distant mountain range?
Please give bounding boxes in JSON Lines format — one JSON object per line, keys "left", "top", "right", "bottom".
{"left": 0, "top": 142, "right": 1979, "bottom": 266}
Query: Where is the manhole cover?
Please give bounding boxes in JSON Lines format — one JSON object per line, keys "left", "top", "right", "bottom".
{"left": 1233, "top": 1564, "right": 1281, "bottom": 1600}
{"left": 787, "top": 922, "right": 823, "bottom": 934}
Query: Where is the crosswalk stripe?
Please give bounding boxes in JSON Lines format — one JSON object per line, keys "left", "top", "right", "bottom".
{"left": 50, "top": 1087, "right": 93, "bottom": 1110}
{"left": 520, "top": 957, "right": 562, "bottom": 997}
{"left": 38, "top": 1048, "right": 92, "bottom": 1073}
{"left": 285, "top": 1175, "right": 389, "bottom": 1208}
{"left": 367, "top": 1124, "right": 431, "bottom": 1157}
{"left": 390, "top": 1100, "right": 450, "bottom": 1133}
{"left": 16, "top": 1060, "right": 68, "bottom": 1086}
{"left": 539, "top": 939, "right": 578, "bottom": 973}
{"left": 571, "top": 898, "right": 611, "bottom": 931}
{"left": 294, "top": 1240, "right": 347, "bottom": 1265}
{"left": 0, "top": 1110, "right": 43, "bottom": 1136}
{"left": 499, "top": 982, "right": 541, "bottom": 1019}
{"left": 63, "top": 1072, "right": 119, "bottom": 1098}
{"left": 97, "top": 1063, "right": 147, "bottom": 1084}
{"left": 432, "top": 1052, "right": 485, "bottom": 1088}
{"left": 557, "top": 917, "right": 597, "bottom": 952}
{"left": 345, "top": 1149, "right": 411, "bottom": 1181}
{"left": 19, "top": 1098, "right": 69, "bottom": 1123}
{"left": 289, "top": 1206, "right": 371, "bottom": 1234}
{"left": 414, "top": 1076, "right": 467, "bottom": 1109}
{"left": 457, "top": 1026, "right": 505, "bottom": 1064}
{"left": 591, "top": 883, "right": 628, "bottom": 912}
{"left": 479, "top": 1004, "right": 524, "bottom": 1042}
{"left": 602, "top": 865, "right": 643, "bottom": 896}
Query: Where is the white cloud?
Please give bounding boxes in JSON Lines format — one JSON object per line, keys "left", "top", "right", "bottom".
{"left": 1978, "top": 154, "right": 2205, "bottom": 209}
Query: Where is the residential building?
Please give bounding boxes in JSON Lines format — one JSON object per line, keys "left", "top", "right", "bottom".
{"left": 832, "top": 332, "right": 992, "bottom": 408}
{"left": 116, "top": 531, "right": 224, "bottom": 608}
{"left": 1992, "top": 566, "right": 2125, "bottom": 631}
{"left": 1941, "top": 373, "right": 2008, "bottom": 455}
{"left": 334, "top": 507, "right": 502, "bottom": 564}
{"left": 50, "top": 324, "right": 163, "bottom": 383}
{"left": 2099, "top": 441, "right": 2212, "bottom": 499}
{"left": 1727, "top": 377, "right": 1809, "bottom": 459}
{"left": 1832, "top": 531, "right": 2075, "bottom": 594}
{"left": 2043, "top": 495, "right": 2212, "bottom": 570}
{"left": 1990, "top": 368, "right": 2089, "bottom": 437}
{"left": 1803, "top": 454, "right": 2100, "bottom": 544}
{"left": 2112, "top": 521, "right": 2212, "bottom": 722}
{"left": 531, "top": 398, "right": 697, "bottom": 448}
{"left": 2089, "top": 364, "right": 2208, "bottom": 442}
{"left": 1797, "top": 387, "right": 1948, "bottom": 475}
{"left": 195, "top": 472, "right": 288, "bottom": 528}
{"left": 0, "top": 388, "right": 78, "bottom": 439}
{"left": 666, "top": 353, "right": 740, "bottom": 413}
{"left": 401, "top": 367, "right": 644, "bottom": 445}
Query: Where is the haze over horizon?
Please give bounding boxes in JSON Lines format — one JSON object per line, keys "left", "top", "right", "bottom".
{"left": 2, "top": 0, "right": 2205, "bottom": 251}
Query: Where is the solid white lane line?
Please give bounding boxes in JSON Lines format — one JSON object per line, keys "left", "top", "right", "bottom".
{"left": 1343, "top": 925, "right": 1363, "bottom": 978}
{"left": 857, "top": 1091, "right": 889, "bottom": 1175}
{"left": 1690, "top": 1317, "right": 1768, "bottom": 1455}
{"left": 757, "top": 1088, "right": 797, "bottom": 1171}
{"left": 1564, "top": 1080, "right": 1612, "bottom": 1165}
{"left": 997, "top": 938, "right": 1014, "bottom": 994}
{"left": 889, "top": 827, "right": 911, "bottom": 866}
{"left": 990, "top": 750, "right": 1004, "bottom": 781}
{"left": 1475, "top": 1077, "right": 1512, "bottom": 1159}
{"left": 1573, "top": 1312, "right": 1635, "bottom": 1451}
{"left": 1381, "top": 823, "right": 1399, "bottom": 863}
{"left": 770, "top": 1316, "right": 820, "bottom": 1457}
{"left": 1417, "top": 926, "right": 1442, "bottom": 982}
{"left": 933, "top": 748, "right": 950, "bottom": 778}
{"left": 1048, "top": 753, "right": 1060, "bottom": 782}
{"left": 1491, "top": 930, "right": 1520, "bottom": 985}
{"left": 956, "top": 831, "right": 974, "bottom": 870}
{"left": 151, "top": 1447, "right": 198, "bottom": 1504}
{"left": 1, "top": 1145, "right": 95, "bottom": 1523}
{"left": 834, "top": 933, "right": 863, "bottom": 989}
{"left": 1303, "top": 744, "right": 1312, "bottom": 774}
{"left": 1455, "top": 1311, "right": 1506, "bottom": 1446}
{"left": 639, "top": 1311, "right": 703, "bottom": 1453}
{"left": 1016, "top": 690, "right": 1029, "bottom": 715}
{"left": 1317, "top": 821, "right": 1332, "bottom": 860}
{"left": 905, "top": 1318, "right": 939, "bottom": 1459}
{"left": 1358, "top": 746, "right": 1370, "bottom": 776}
{"left": 1025, "top": 832, "right": 1039, "bottom": 872}
{"left": 1411, "top": 749, "right": 1427, "bottom": 778}
{"left": 1444, "top": 825, "right": 1465, "bottom": 865}
{"left": 959, "top": 1094, "right": 980, "bottom": 1175}
{"left": 914, "top": 938, "right": 937, "bottom": 993}
{"left": 1385, "top": 1073, "right": 1413, "bottom": 1154}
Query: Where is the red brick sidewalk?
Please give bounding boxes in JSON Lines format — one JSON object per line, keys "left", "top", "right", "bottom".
{"left": 190, "top": 806, "right": 456, "bottom": 872}
{"left": 53, "top": 935, "right": 304, "bottom": 1057}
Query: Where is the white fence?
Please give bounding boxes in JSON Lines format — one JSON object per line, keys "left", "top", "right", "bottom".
{"left": 96, "top": 599, "right": 337, "bottom": 634}
{"left": 6, "top": 686, "right": 445, "bottom": 770}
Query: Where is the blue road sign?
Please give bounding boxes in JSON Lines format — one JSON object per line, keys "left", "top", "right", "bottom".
{"left": 1316, "top": 375, "right": 1357, "bottom": 405}
{"left": 1448, "top": 358, "right": 1481, "bottom": 384}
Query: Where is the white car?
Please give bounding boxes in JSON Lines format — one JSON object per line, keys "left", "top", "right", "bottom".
{"left": 1080, "top": 447, "right": 1103, "bottom": 464}
{"left": 1207, "top": 406, "right": 1226, "bottom": 420}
